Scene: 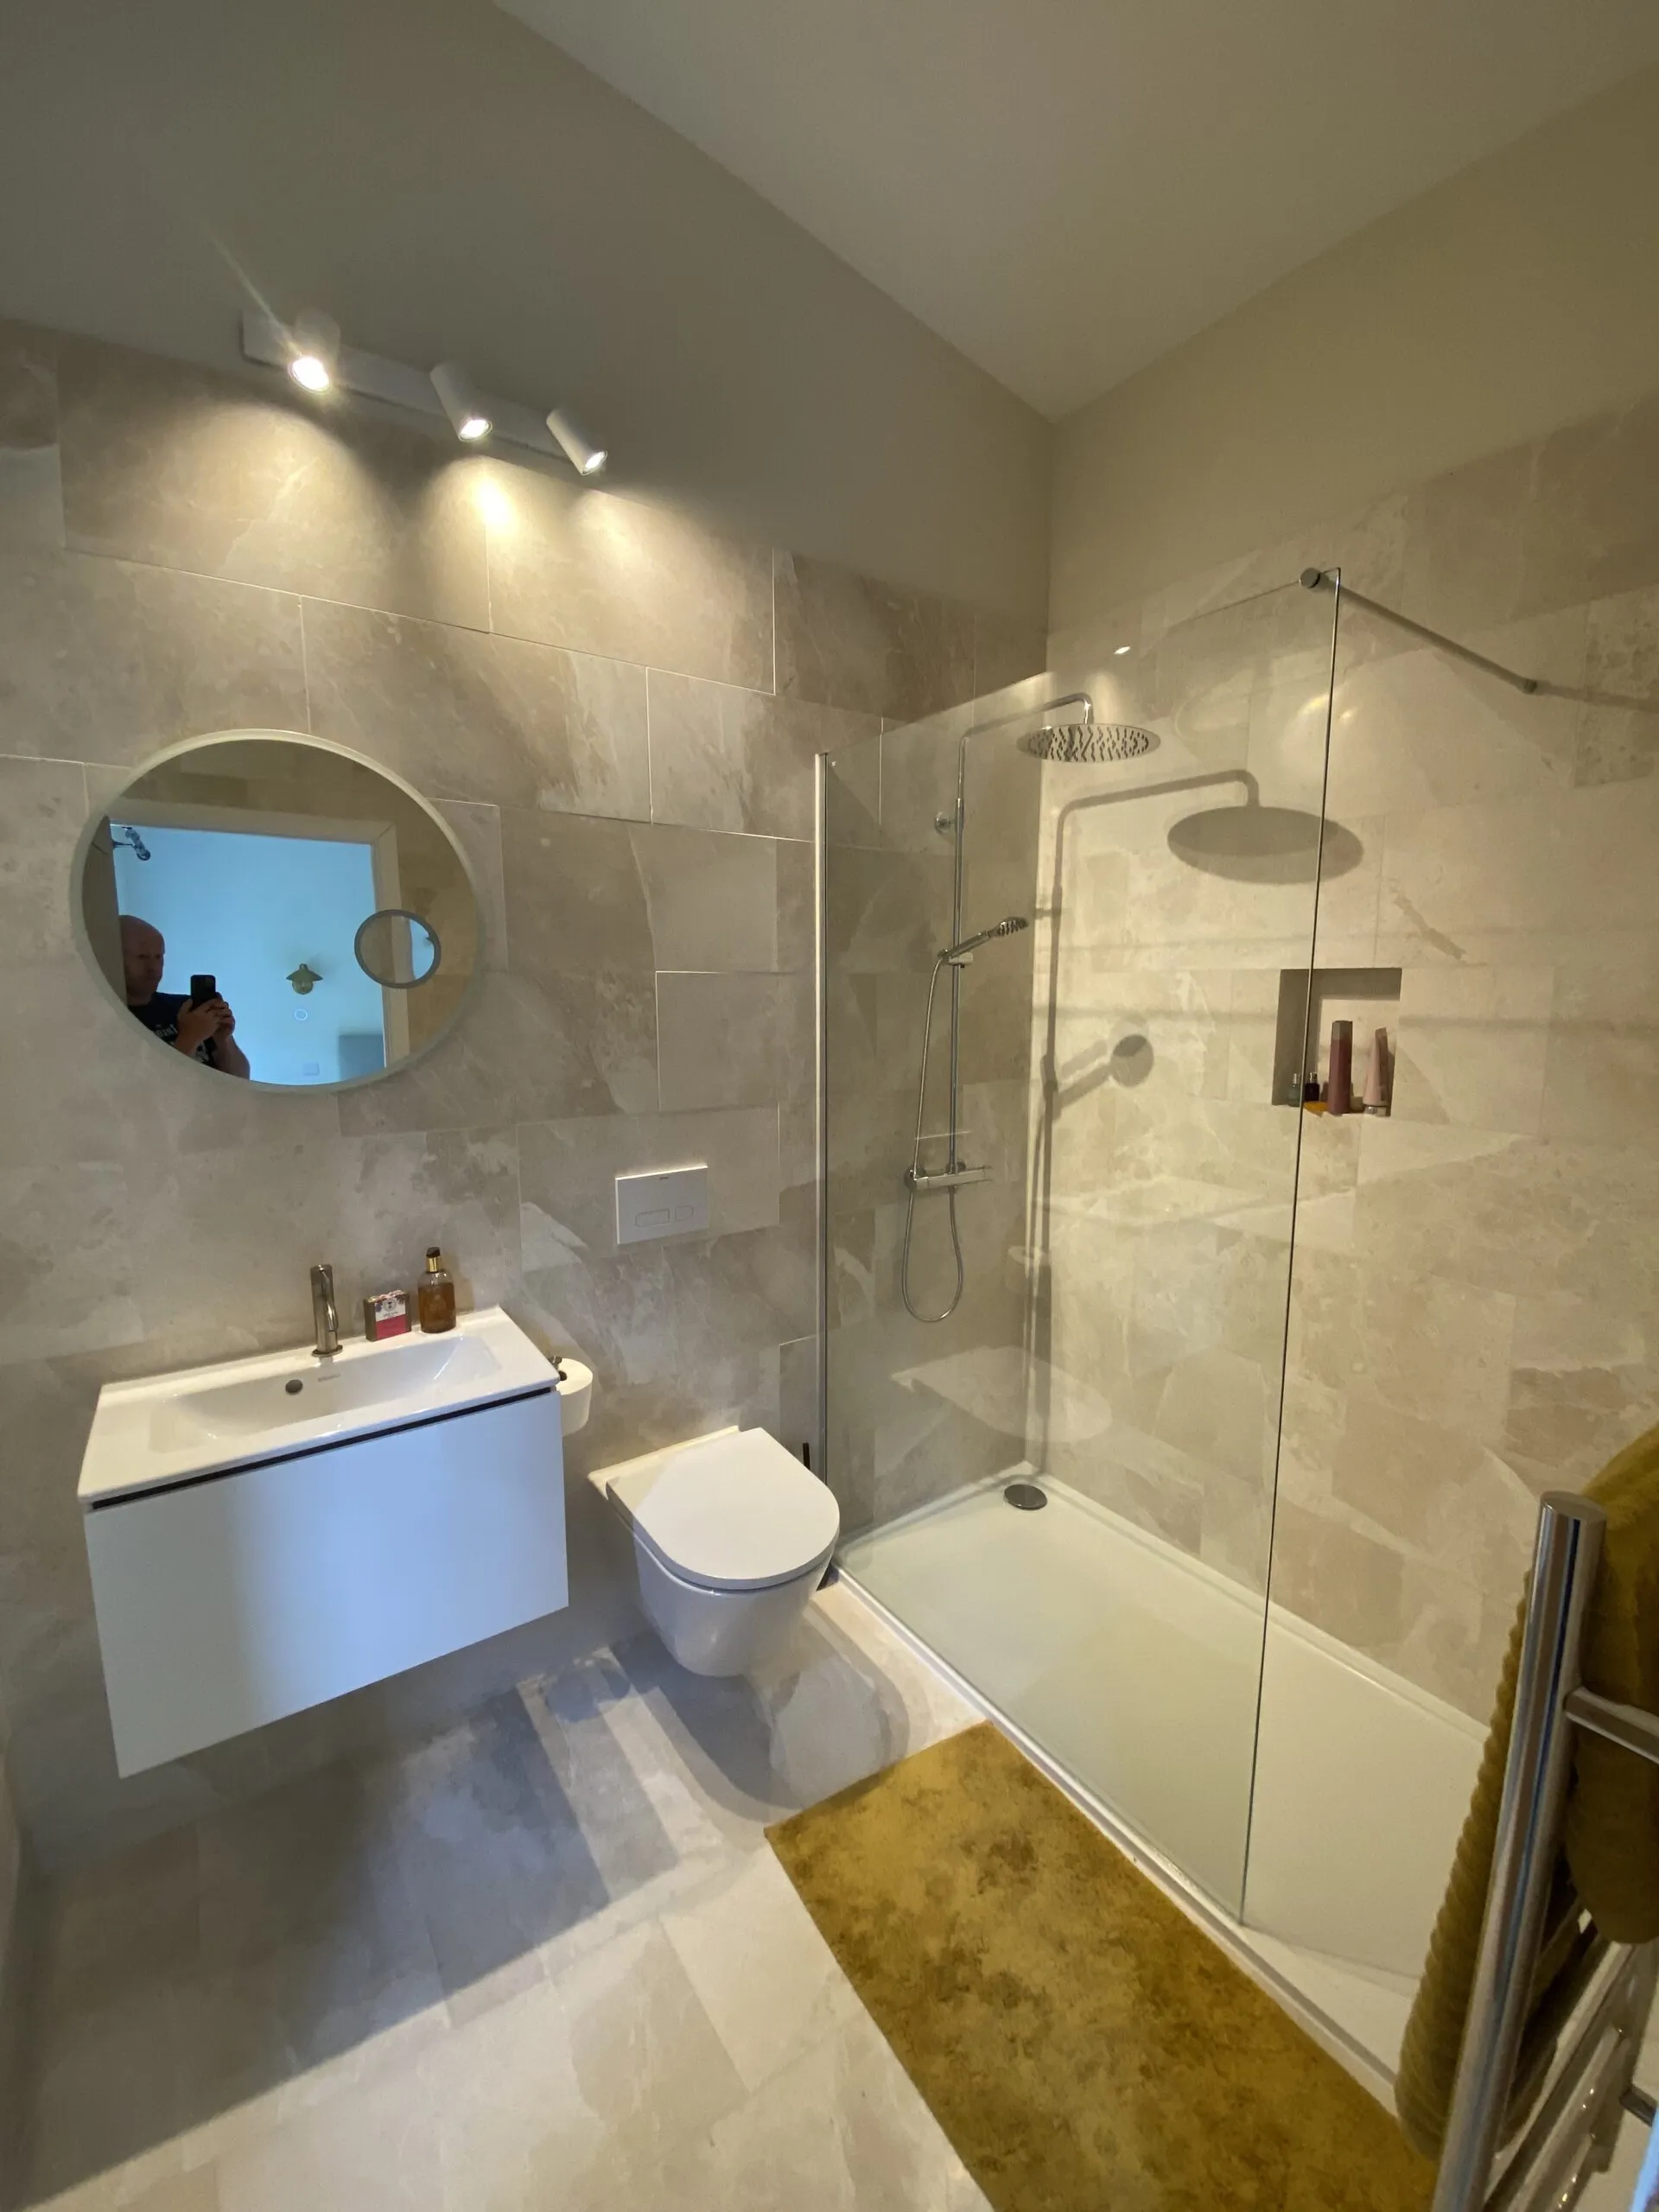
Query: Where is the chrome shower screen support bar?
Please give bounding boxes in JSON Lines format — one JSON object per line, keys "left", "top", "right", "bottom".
{"left": 1300, "top": 568, "right": 1541, "bottom": 695}
{"left": 1433, "top": 1491, "right": 1658, "bottom": 2211}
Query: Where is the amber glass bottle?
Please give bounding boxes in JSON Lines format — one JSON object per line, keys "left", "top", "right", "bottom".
{"left": 417, "top": 1245, "right": 456, "bottom": 1333}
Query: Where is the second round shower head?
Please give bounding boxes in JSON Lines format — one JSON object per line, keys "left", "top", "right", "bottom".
{"left": 1027, "top": 720, "right": 1160, "bottom": 764}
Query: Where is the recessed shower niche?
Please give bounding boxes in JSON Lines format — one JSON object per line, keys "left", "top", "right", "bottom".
{"left": 1271, "top": 965, "right": 1401, "bottom": 1108}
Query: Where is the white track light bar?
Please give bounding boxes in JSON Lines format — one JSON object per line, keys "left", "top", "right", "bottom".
{"left": 240, "top": 310, "right": 607, "bottom": 473}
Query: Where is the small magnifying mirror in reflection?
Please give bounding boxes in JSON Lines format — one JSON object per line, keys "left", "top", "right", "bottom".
{"left": 354, "top": 908, "right": 442, "bottom": 988}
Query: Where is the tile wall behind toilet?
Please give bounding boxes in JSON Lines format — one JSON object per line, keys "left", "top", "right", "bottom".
{"left": 1045, "top": 385, "right": 1659, "bottom": 1722}
{"left": 0, "top": 318, "right": 1040, "bottom": 1870}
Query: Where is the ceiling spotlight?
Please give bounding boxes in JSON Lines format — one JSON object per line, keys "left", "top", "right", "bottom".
{"left": 545, "top": 405, "right": 607, "bottom": 476}
{"left": 430, "top": 359, "right": 492, "bottom": 443}
{"left": 286, "top": 308, "right": 340, "bottom": 393}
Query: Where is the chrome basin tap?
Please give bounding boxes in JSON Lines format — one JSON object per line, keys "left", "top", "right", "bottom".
{"left": 309, "top": 1262, "right": 340, "bottom": 1358}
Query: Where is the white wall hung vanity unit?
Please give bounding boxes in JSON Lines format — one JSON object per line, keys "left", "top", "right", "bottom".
{"left": 78, "top": 1307, "right": 576, "bottom": 1774}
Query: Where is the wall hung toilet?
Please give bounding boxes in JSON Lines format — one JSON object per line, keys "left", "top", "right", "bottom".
{"left": 594, "top": 1427, "right": 840, "bottom": 1676}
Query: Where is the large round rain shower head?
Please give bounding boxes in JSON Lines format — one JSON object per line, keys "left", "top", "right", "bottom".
{"left": 1027, "top": 720, "right": 1160, "bottom": 764}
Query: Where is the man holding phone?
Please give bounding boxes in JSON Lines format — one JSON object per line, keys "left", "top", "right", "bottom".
{"left": 118, "top": 915, "right": 251, "bottom": 1078}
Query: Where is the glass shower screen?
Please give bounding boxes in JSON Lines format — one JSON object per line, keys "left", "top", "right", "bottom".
{"left": 820, "top": 576, "right": 1340, "bottom": 1914}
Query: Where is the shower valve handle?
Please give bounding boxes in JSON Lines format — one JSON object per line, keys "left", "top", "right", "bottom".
{"left": 904, "top": 1164, "right": 991, "bottom": 1194}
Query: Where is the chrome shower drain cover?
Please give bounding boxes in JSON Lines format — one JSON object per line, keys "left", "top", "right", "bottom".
{"left": 1003, "top": 1481, "right": 1048, "bottom": 1511}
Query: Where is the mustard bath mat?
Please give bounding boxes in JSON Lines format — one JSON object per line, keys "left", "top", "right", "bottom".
{"left": 768, "top": 1721, "right": 1434, "bottom": 2212}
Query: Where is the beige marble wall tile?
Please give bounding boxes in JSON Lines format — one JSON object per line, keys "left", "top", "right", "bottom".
{"left": 429, "top": 801, "right": 507, "bottom": 973}
{"left": 1327, "top": 613, "right": 1583, "bottom": 820}
{"left": 0, "top": 1164, "right": 142, "bottom": 1364}
{"left": 58, "top": 339, "right": 488, "bottom": 630}
{"left": 658, "top": 972, "right": 812, "bottom": 1111}
{"left": 0, "top": 318, "right": 62, "bottom": 548}
{"left": 1377, "top": 779, "right": 1659, "bottom": 967}
{"left": 1539, "top": 951, "right": 1659, "bottom": 1147}
{"left": 1395, "top": 439, "right": 1534, "bottom": 637}
{"left": 500, "top": 811, "right": 654, "bottom": 976}
{"left": 523, "top": 1225, "right": 810, "bottom": 1466}
{"left": 635, "top": 825, "right": 785, "bottom": 974}
{"left": 1574, "top": 582, "right": 1659, "bottom": 787}
{"left": 1519, "top": 391, "right": 1659, "bottom": 620}
{"left": 501, "top": 814, "right": 782, "bottom": 978}
{"left": 972, "top": 608, "right": 1048, "bottom": 698}
{"left": 1052, "top": 844, "right": 1132, "bottom": 950}
{"left": 647, "top": 671, "right": 874, "bottom": 840}
{"left": 874, "top": 959, "right": 1032, "bottom": 1099}
{"left": 823, "top": 845, "right": 952, "bottom": 973}
{"left": 0, "top": 755, "right": 85, "bottom": 958}
{"left": 1047, "top": 1433, "right": 1205, "bottom": 1555}
{"left": 481, "top": 461, "right": 771, "bottom": 689}
{"left": 1389, "top": 963, "right": 1554, "bottom": 1135}
{"left": 303, "top": 599, "right": 649, "bottom": 820}
{"left": 1389, "top": 1556, "right": 1516, "bottom": 1724}
{"left": 1268, "top": 1500, "right": 1407, "bottom": 1656}
{"left": 1149, "top": 1346, "right": 1275, "bottom": 1489}
{"left": 0, "top": 546, "right": 307, "bottom": 764}
{"left": 774, "top": 837, "right": 816, "bottom": 976}
{"left": 519, "top": 1107, "right": 781, "bottom": 1263}
{"left": 1504, "top": 1290, "right": 1659, "bottom": 1491}
{"left": 1353, "top": 1121, "right": 1659, "bottom": 1308}
{"left": 1330, "top": 1395, "right": 1535, "bottom": 1592}
{"left": 875, "top": 714, "right": 964, "bottom": 854}
{"left": 1289, "top": 1248, "right": 1516, "bottom": 1446}
{"left": 775, "top": 551, "right": 976, "bottom": 721}
{"left": 823, "top": 734, "right": 882, "bottom": 849}
{"left": 336, "top": 969, "right": 658, "bottom": 1132}
{"left": 86, "top": 1128, "right": 514, "bottom": 1349}
{"left": 332, "top": 1128, "right": 523, "bottom": 1321}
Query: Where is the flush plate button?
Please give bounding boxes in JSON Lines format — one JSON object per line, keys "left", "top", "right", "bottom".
{"left": 615, "top": 1163, "right": 709, "bottom": 1246}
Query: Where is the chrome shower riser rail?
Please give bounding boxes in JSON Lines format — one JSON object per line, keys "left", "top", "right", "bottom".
{"left": 1433, "top": 1491, "right": 1659, "bottom": 2211}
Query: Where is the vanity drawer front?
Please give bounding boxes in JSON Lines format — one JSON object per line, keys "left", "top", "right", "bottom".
{"left": 86, "top": 1389, "right": 567, "bottom": 1775}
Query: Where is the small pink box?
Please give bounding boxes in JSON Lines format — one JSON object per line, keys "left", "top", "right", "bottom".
{"left": 363, "top": 1288, "right": 410, "bottom": 1341}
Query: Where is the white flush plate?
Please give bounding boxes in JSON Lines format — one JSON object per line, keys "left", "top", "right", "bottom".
{"left": 616, "top": 1163, "right": 709, "bottom": 1246}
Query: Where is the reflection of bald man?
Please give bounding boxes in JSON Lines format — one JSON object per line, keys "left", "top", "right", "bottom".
{"left": 119, "top": 917, "right": 250, "bottom": 1078}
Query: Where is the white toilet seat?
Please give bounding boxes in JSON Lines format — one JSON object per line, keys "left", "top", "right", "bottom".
{"left": 606, "top": 1427, "right": 839, "bottom": 1592}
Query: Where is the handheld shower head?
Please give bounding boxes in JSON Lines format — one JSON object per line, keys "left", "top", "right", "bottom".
{"left": 944, "top": 914, "right": 1029, "bottom": 962}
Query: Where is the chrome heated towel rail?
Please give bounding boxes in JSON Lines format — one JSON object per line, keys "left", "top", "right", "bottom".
{"left": 1433, "top": 1492, "right": 1658, "bottom": 2212}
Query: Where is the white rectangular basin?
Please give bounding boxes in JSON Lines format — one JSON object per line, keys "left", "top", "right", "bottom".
{"left": 79, "top": 1306, "right": 557, "bottom": 1503}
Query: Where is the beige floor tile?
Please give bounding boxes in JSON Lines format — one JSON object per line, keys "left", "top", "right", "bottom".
{"left": 32, "top": 2162, "right": 219, "bottom": 2212}
{"left": 659, "top": 1847, "right": 864, "bottom": 2094}
{"left": 213, "top": 2054, "right": 445, "bottom": 2212}
{"left": 425, "top": 1920, "right": 745, "bottom": 2211}
{"left": 590, "top": 2010, "right": 992, "bottom": 2212}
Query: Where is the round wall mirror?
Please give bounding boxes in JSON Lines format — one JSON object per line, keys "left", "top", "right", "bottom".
{"left": 75, "top": 731, "right": 483, "bottom": 1090}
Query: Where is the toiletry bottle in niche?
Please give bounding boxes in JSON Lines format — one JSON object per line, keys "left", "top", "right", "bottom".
{"left": 418, "top": 1246, "right": 456, "bottom": 1333}
{"left": 1363, "top": 1027, "right": 1390, "bottom": 1115}
{"left": 1327, "top": 1020, "right": 1353, "bottom": 1116}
